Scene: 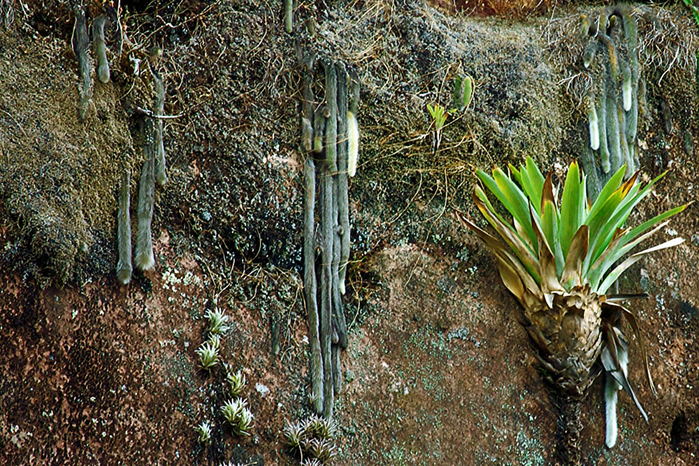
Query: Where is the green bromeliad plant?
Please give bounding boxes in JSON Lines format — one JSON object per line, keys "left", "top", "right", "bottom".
{"left": 463, "top": 157, "right": 689, "bottom": 464}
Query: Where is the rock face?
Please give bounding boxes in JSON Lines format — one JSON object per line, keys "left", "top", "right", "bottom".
{"left": 1, "top": 0, "right": 698, "bottom": 464}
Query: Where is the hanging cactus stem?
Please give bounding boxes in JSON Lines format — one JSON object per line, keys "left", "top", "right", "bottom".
{"left": 152, "top": 67, "right": 168, "bottom": 186}
{"left": 71, "top": 5, "right": 92, "bottom": 120}
{"left": 92, "top": 15, "right": 111, "bottom": 84}
{"left": 135, "top": 121, "right": 156, "bottom": 271}
{"left": 116, "top": 169, "right": 132, "bottom": 285}
{"left": 587, "top": 93, "right": 600, "bottom": 151}
{"left": 323, "top": 59, "right": 338, "bottom": 173}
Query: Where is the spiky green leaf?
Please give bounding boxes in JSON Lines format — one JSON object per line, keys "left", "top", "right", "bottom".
{"left": 598, "top": 237, "right": 685, "bottom": 295}
{"left": 459, "top": 213, "right": 541, "bottom": 307}
{"left": 589, "top": 219, "right": 671, "bottom": 290}
{"left": 530, "top": 204, "right": 562, "bottom": 297}
{"left": 584, "top": 170, "right": 638, "bottom": 261}
{"left": 585, "top": 171, "right": 667, "bottom": 274}
{"left": 560, "top": 225, "right": 589, "bottom": 291}
{"left": 474, "top": 185, "right": 519, "bottom": 239}
{"left": 472, "top": 191, "right": 541, "bottom": 283}
{"left": 509, "top": 157, "right": 545, "bottom": 216}
{"left": 525, "top": 157, "right": 546, "bottom": 207}
{"left": 540, "top": 174, "right": 564, "bottom": 272}
{"left": 469, "top": 159, "right": 687, "bottom": 300}
{"left": 559, "top": 161, "right": 586, "bottom": 258}
{"left": 477, "top": 167, "right": 537, "bottom": 250}
{"left": 585, "top": 164, "right": 627, "bottom": 224}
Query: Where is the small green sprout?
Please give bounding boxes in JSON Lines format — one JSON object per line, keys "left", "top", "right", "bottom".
{"left": 427, "top": 103, "right": 449, "bottom": 151}
{"left": 302, "top": 438, "right": 337, "bottom": 463}
{"left": 221, "top": 398, "right": 253, "bottom": 435}
{"left": 283, "top": 420, "right": 304, "bottom": 449}
{"left": 225, "top": 367, "right": 246, "bottom": 397}
{"left": 284, "top": 415, "right": 339, "bottom": 462}
{"left": 235, "top": 407, "right": 254, "bottom": 435}
{"left": 221, "top": 398, "right": 246, "bottom": 423}
{"left": 195, "top": 340, "right": 220, "bottom": 370}
{"left": 427, "top": 103, "right": 448, "bottom": 131}
{"left": 208, "top": 333, "right": 221, "bottom": 349}
{"left": 300, "top": 459, "right": 323, "bottom": 466}
{"left": 303, "top": 414, "right": 337, "bottom": 439}
{"left": 194, "top": 420, "right": 213, "bottom": 445}
{"left": 205, "top": 308, "right": 230, "bottom": 334}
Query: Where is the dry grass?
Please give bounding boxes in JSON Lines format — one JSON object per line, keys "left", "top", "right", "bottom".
{"left": 544, "top": 4, "right": 699, "bottom": 109}
{"left": 430, "top": 0, "right": 554, "bottom": 17}
{"left": 637, "top": 6, "right": 698, "bottom": 81}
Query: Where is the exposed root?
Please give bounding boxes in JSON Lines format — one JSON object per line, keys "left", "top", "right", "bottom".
{"left": 552, "top": 392, "right": 585, "bottom": 466}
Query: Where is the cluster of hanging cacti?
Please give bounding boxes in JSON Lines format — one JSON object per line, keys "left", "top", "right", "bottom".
{"left": 71, "top": 4, "right": 92, "bottom": 120}
{"left": 117, "top": 67, "right": 169, "bottom": 284}
{"left": 300, "top": 49, "right": 360, "bottom": 418}
{"left": 71, "top": 2, "right": 121, "bottom": 119}
{"left": 69, "top": 2, "right": 164, "bottom": 284}
{"left": 579, "top": 5, "right": 641, "bottom": 197}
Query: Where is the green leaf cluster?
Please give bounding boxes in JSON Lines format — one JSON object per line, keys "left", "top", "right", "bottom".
{"left": 427, "top": 103, "right": 448, "bottom": 132}
{"left": 471, "top": 157, "right": 688, "bottom": 295}
{"left": 452, "top": 75, "right": 474, "bottom": 112}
